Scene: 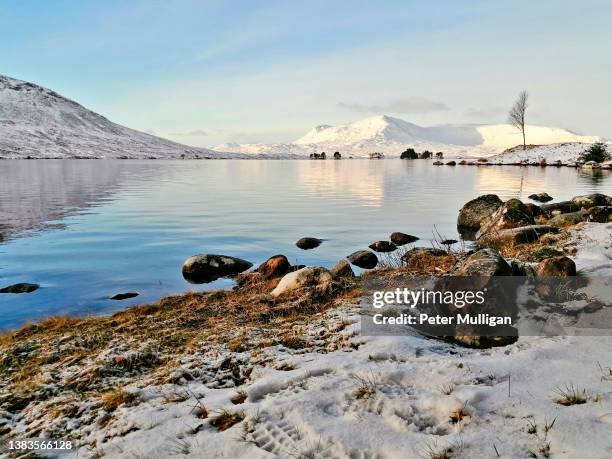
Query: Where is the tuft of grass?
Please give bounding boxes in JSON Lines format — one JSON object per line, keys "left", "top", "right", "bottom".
{"left": 438, "top": 382, "right": 455, "bottom": 395}
{"left": 449, "top": 403, "right": 470, "bottom": 424}
{"left": 230, "top": 390, "right": 248, "bottom": 405}
{"left": 100, "top": 389, "right": 137, "bottom": 411}
{"left": 210, "top": 410, "right": 245, "bottom": 431}
{"left": 553, "top": 383, "right": 587, "bottom": 406}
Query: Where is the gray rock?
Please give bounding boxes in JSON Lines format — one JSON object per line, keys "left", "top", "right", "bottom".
{"left": 453, "top": 248, "right": 512, "bottom": 276}
{"left": 475, "top": 199, "right": 535, "bottom": 239}
{"left": 536, "top": 256, "right": 576, "bottom": 277}
{"left": 457, "top": 194, "right": 503, "bottom": 235}
{"left": 330, "top": 259, "right": 355, "bottom": 279}
{"left": 296, "top": 237, "right": 322, "bottom": 250}
{"left": 390, "top": 232, "right": 419, "bottom": 245}
{"left": 479, "top": 225, "right": 560, "bottom": 244}
{"left": 271, "top": 267, "right": 333, "bottom": 297}
{"left": 368, "top": 240, "right": 397, "bottom": 252}
{"left": 182, "top": 254, "right": 253, "bottom": 283}
{"left": 347, "top": 250, "right": 378, "bottom": 269}
{"left": 548, "top": 210, "right": 589, "bottom": 227}
{"left": 0, "top": 283, "right": 39, "bottom": 294}
{"left": 571, "top": 193, "right": 612, "bottom": 208}
{"left": 588, "top": 206, "right": 612, "bottom": 223}
{"left": 528, "top": 192, "right": 553, "bottom": 202}
{"left": 540, "top": 200, "right": 581, "bottom": 215}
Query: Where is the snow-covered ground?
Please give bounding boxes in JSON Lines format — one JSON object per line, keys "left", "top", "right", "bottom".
{"left": 74, "top": 223, "right": 612, "bottom": 459}
{"left": 217, "top": 115, "right": 603, "bottom": 159}
{"left": 488, "top": 143, "right": 612, "bottom": 165}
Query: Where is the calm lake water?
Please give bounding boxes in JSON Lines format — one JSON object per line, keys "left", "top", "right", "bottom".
{"left": 1, "top": 159, "right": 611, "bottom": 329}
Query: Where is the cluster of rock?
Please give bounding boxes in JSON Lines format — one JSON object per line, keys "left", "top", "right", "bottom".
{"left": 432, "top": 158, "right": 612, "bottom": 168}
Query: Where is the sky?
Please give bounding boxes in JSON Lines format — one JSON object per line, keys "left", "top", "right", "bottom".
{"left": 1, "top": 0, "right": 611, "bottom": 147}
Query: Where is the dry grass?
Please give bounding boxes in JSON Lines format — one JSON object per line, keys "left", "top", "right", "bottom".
{"left": 0, "top": 275, "right": 358, "bottom": 406}
{"left": 100, "top": 389, "right": 138, "bottom": 411}
{"left": 210, "top": 410, "right": 245, "bottom": 431}
{"left": 230, "top": 390, "right": 248, "bottom": 405}
{"left": 553, "top": 383, "right": 587, "bottom": 406}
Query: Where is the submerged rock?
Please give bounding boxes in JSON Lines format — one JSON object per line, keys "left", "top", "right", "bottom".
{"left": 389, "top": 232, "right": 419, "bottom": 245}
{"left": 182, "top": 254, "right": 253, "bottom": 283}
{"left": 368, "top": 240, "right": 397, "bottom": 252}
{"left": 110, "top": 292, "right": 139, "bottom": 300}
{"left": 457, "top": 194, "right": 503, "bottom": 236}
{"left": 295, "top": 237, "right": 322, "bottom": 250}
{"left": 347, "top": 250, "right": 378, "bottom": 269}
{"left": 476, "top": 199, "right": 535, "bottom": 239}
{"left": 0, "top": 283, "right": 39, "bottom": 294}
{"left": 257, "top": 254, "right": 291, "bottom": 279}
{"left": 536, "top": 256, "right": 576, "bottom": 277}
{"left": 271, "top": 267, "right": 332, "bottom": 297}
{"left": 528, "top": 192, "right": 553, "bottom": 202}
{"left": 330, "top": 259, "right": 355, "bottom": 279}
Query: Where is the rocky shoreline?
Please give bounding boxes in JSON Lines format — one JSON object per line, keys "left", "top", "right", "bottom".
{"left": 0, "top": 193, "right": 611, "bottom": 457}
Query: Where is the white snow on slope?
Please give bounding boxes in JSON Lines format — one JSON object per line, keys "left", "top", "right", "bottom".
{"left": 218, "top": 115, "right": 603, "bottom": 158}
{"left": 0, "top": 75, "right": 254, "bottom": 159}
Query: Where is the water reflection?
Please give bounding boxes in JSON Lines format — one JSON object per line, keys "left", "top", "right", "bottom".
{"left": 0, "top": 160, "right": 610, "bottom": 330}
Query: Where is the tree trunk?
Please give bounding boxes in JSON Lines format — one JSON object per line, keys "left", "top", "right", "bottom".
{"left": 522, "top": 126, "right": 526, "bottom": 150}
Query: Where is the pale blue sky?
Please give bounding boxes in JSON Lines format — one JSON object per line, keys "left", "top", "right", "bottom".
{"left": 1, "top": 0, "right": 611, "bottom": 146}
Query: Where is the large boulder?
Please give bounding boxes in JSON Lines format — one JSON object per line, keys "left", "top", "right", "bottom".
{"left": 476, "top": 199, "right": 535, "bottom": 239}
{"left": 271, "top": 267, "right": 333, "bottom": 297}
{"left": 457, "top": 194, "right": 503, "bottom": 235}
{"left": 257, "top": 255, "right": 291, "bottom": 279}
{"left": 528, "top": 192, "right": 553, "bottom": 202}
{"left": 347, "top": 250, "right": 378, "bottom": 269}
{"left": 478, "top": 225, "right": 559, "bottom": 245}
{"left": 453, "top": 248, "right": 512, "bottom": 277}
{"left": 368, "top": 240, "right": 397, "bottom": 252}
{"left": 548, "top": 210, "right": 589, "bottom": 227}
{"left": 571, "top": 193, "right": 612, "bottom": 208}
{"left": 0, "top": 283, "right": 39, "bottom": 294}
{"left": 330, "top": 259, "right": 355, "bottom": 279}
{"left": 536, "top": 256, "right": 576, "bottom": 277}
{"left": 295, "top": 237, "right": 322, "bottom": 250}
{"left": 390, "top": 232, "right": 419, "bottom": 245}
{"left": 182, "top": 254, "right": 253, "bottom": 283}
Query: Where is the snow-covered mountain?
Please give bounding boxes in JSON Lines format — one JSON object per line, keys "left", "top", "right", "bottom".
{"left": 0, "top": 75, "right": 245, "bottom": 159}
{"left": 217, "top": 115, "right": 603, "bottom": 158}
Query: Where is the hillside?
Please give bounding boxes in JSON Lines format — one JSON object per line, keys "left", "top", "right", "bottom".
{"left": 0, "top": 75, "right": 243, "bottom": 159}
{"left": 218, "top": 115, "right": 602, "bottom": 158}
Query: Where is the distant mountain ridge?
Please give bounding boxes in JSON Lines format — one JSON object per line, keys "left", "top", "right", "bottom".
{"left": 0, "top": 75, "right": 242, "bottom": 159}
{"left": 218, "top": 114, "right": 603, "bottom": 157}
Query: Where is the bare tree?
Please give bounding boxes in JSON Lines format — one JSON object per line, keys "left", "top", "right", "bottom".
{"left": 508, "top": 90, "right": 528, "bottom": 150}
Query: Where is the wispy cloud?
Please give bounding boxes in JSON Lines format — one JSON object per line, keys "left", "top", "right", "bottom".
{"left": 338, "top": 97, "right": 449, "bottom": 114}
{"left": 169, "top": 129, "right": 208, "bottom": 137}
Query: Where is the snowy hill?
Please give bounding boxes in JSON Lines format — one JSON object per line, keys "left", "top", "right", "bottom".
{"left": 0, "top": 75, "right": 245, "bottom": 159}
{"left": 218, "top": 115, "right": 603, "bottom": 158}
